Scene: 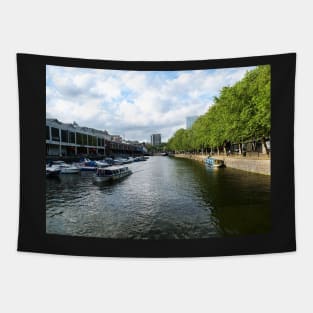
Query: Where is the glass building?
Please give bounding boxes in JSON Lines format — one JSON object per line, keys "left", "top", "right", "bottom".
{"left": 151, "top": 134, "right": 161, "bottom": 146}
{"left": 186, "top": 116, "right": 199, "bottom": 129}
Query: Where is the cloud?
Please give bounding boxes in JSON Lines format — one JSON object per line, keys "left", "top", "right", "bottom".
{"left": 46, "top": 65, "right": 254, "bottom": 142}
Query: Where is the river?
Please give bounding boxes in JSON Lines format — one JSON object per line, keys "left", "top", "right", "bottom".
{"left": 46, "top": 156, "right": 271, "bottom": 239}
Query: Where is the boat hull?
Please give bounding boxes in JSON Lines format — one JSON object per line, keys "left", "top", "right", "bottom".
{"left": 205, "top": 158, "right": 225, "bottom": 168}
{"left": 93, "top": 170, "right": 132, "bottom": 183}
{"left": 60, "top": 168, "right": 80, "bottom": 174}
{"left": 79, "top": 166, "right": 97, "bottom": 171}
{"left": 46, "top": 169, "right": 61, "bottom": 177}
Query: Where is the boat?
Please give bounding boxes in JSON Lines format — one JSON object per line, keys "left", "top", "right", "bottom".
{"left": 104, "top": 157, "right": 114, "bottom": 165}
{"left": 135, "top": 156, "right": 147, "bottom": 161}
{"left": 93, "top": 165, "right": 132, "bottom": 183}
{"left": 205, "top": 157, "right": 225, "bottom": 168}
{"left": 113, "top": 158, "right": 128, "bottom": 165}
{"left": 77, "top": 158, "right": 98, "bottom": 171}
{"left": 51, "top": 161, "right": 80, "bottom": 174}
{"left": 46, "top": 164, "right": 61, "bottom": 177}
{"left": 95, "top": 160, "right": 110, "bottom": 167}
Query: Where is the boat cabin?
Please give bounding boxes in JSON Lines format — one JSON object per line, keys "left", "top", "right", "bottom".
{"left": 96, "top": 166, "right": 129, "bottom": 177}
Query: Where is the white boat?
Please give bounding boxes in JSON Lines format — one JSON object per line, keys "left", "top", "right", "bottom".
{"left": 205, "top": 157, "right": 225, "bottom": 168}
{"left": 76, "top": 159, "right": 98, "bottom": 171}
{"left": 95, "top": 160, "right": 110, "bottom": 167}
{"left": 93, "top": 165, "right": 132, "bottom": 183}
{"left": 134, "top": 156, "right": 147, "bottom": 162}
{"left": 113, "top": 158, "right": 127, "bottom": 165}
{"left": 46, "top": 164, "right": 61, "bottom": 177}
{"left": 52, "top": 161, "right": 80, "bottom": 174}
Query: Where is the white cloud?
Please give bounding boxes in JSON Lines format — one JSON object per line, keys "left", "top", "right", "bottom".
{"left": 46, "top": 65, "right": 254, "bottom": 141}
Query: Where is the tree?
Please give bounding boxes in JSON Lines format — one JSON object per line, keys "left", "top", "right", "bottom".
{"left": 167, "top": 65, "right": 271, "bottom": 154}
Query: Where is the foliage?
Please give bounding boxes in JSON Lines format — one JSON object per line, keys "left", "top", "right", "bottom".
{"left": 166, "top": 65, "right": 271, "bottom": 152}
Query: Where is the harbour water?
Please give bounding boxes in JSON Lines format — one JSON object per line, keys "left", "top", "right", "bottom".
{"left": 46, "top": 156, "right": 271, "bottom": 239}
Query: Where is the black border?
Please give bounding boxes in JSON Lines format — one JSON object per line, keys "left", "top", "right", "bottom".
{"left": 17, "top": 53, "right": 296, "bottom": 257}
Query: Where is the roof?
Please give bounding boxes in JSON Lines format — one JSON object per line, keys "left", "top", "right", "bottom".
{"left": 98, "top": 165, "right": 129, "bottom": 171}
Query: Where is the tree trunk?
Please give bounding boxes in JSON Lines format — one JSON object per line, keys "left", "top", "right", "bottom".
{"left": 261, "top": 137, "right": 269, "bottom": 155}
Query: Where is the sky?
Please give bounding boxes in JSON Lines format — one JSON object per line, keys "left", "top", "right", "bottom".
{"left": 46, "top": 65, "right": 255, "bottom": 142}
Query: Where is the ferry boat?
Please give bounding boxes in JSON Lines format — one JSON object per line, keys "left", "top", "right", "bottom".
{"left": 93, "top": 165, "right": 132, "bottom": 183}
{"left": 205, "top": 157, "right": 225, "bottom": 168}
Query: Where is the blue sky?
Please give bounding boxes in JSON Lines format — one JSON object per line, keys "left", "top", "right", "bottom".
{"left": 46, "top": 65, "right": 255, "bottom": 142}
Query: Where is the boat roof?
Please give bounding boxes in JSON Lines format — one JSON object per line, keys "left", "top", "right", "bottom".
{"left": 98, "top": 165, "right": 128, "bottom": 171}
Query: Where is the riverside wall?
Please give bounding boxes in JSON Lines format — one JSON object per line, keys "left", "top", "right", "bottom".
{"left": 173, "top": 154, "right": 270, "bottom": 175}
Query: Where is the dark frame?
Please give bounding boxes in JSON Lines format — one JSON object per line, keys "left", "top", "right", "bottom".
{"left": 17, "top": 53, "right": 296, "bottom": 257}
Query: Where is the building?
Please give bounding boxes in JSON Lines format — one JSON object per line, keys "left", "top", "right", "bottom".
{"left": 186, "top": 116, "right": 199, "bottom": 129}
{"left": 46, "top": 119, "right": 111, "bottom": 157}
{"left": 111, "top": 135, "right": 123, "bottom": 143}
{"left": 151, "top": 134, "right": 161, "bottom": 146}
{"left": 46, "top": 118, "right": 145, "bottom": 158}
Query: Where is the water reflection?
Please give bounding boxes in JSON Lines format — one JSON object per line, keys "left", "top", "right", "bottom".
{"left": 46, "top": 156, "right": 271, "bottom": 239}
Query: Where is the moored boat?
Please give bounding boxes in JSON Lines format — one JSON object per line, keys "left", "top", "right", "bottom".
{"left": 52, "top": 161, "right": 80, "bottom": 174}
{"left": 93, "top": 165, "right": 132, "bottom": 183}
{"left": 46, "top": 164, "right": 61, "bottom": 177}
{"left": 113, "top": 158, "right": 128, "bottom": 165}
{"left": 76, "top": 158, "right": 98, "bottom": 171}
{"left": 126, "top": 157, "right": 135, "bottom": 163}
{"left": 95, "top": 160, "right": 110, "bottom": 167}
{"left": 205, "top": 157, "right": 225, "bottom": 168}
{"left": 131, "top": 156, "right": 148, "bottom": 162}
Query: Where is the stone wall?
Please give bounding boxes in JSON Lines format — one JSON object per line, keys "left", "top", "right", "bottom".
{"left": 173, "top": 154, "right": 270, "bottom": 175}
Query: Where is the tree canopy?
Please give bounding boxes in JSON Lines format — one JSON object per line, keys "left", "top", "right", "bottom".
{"left": 166, "top": 65, "right": 271, "bottom": 152}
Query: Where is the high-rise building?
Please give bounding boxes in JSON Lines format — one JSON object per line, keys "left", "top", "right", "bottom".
{"left": 151, "top": 134, "right": 161, "bottom": 146}
{"left": 186, "top": 116, "right": 199, "bottom": 129}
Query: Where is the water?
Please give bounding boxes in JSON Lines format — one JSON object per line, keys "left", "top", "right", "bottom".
{"left": 46, "top": 156, "right": 271, "bottom": 239}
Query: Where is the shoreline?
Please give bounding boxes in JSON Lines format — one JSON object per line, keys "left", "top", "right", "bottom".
{"left": 172, "top": 154, "right": 271, "bottom": 176}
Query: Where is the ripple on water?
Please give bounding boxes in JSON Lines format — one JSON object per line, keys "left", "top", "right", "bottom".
{"left": 46, "top": 157, "right": 271, "bottom": 239}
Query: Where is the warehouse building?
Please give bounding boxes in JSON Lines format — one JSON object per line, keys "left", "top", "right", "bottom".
{"left": 46, "top": 119, "right": 145, "bottom": 158}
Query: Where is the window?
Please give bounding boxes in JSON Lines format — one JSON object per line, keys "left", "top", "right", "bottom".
{"left": 61, "top": 130, "right": 68, "bottom": 143}
{"left": 88, "top": 135, "right": 97, "bottom": 146}
{"left": 69, "top": 132, "right": 76, "bottom": 144}
{"left": 98, "top": 138, "right": 105, "bottom": 146}
{"left": 76, "top": 133, "right": 83, "bottom": 145}
{"left": 46, "top": 126, "right": 50, "bottom": 140}
{"left": 82, "top": 134, "right": 88, "bottom": 145}
{"left": 51, "top": 127, "right": 59, "bottom": 141}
